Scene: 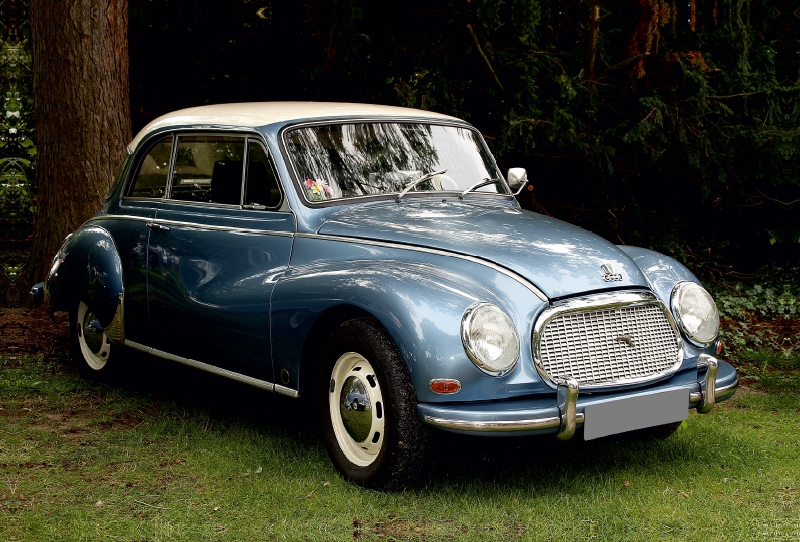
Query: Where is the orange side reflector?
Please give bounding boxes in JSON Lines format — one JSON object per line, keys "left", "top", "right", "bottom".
{"left": 715, "top": 341, "right": 723, "bottom": 355}
{"left": 429, "top": 379, "right": 461, "bottom": 394}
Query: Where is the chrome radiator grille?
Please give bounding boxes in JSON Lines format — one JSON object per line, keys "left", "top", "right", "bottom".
{"left": 535, "top": 295, "right": 682, "bottom": 387}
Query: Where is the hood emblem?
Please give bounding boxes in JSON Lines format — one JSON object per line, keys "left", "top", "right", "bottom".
{"left": 616, "top": 334, "right": 635, "bottom": 348}
{"left": 601, "top": 263, "right": 623, "bottom": 282}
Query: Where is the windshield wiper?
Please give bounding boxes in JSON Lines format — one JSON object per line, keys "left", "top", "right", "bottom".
{"left": 458, "top": 178, "right": 502, "bottom": 200}
{"left": 395, "top": 169, "right": 448, "bottom": 202}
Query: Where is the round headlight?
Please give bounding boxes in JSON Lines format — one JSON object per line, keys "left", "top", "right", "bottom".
{"left": 461, "top": 303, "right": 520, "bottom": 376}
{"left": 671, "top": 282, "right": 719, "bottom": 345}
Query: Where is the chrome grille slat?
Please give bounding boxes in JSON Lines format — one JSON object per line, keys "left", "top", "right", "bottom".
{"left": 535, "top": 295, "right": 681, "bottom": 387}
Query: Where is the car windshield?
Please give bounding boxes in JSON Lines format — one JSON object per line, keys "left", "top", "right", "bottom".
{"left": 284, "top": 122, "right": 507, "bottom": 202}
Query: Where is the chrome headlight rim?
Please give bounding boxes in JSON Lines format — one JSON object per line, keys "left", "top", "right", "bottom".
{"left": 670, "top": 281, "right": 720, "bottom": 347}
{"left": 460, "top": 302, "right": 520, "bottom": 377}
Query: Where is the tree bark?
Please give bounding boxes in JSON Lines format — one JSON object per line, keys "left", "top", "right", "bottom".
{"left": 4, "top": 0, "right": 130, "bottom": 306}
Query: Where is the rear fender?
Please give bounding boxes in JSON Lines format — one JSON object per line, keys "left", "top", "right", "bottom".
{"left": 47, "top": 224, "right": 124, "bottom": 342}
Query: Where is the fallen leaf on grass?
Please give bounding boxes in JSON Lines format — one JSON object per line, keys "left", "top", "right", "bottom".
{"left": 95, "top": 500, "right": 104, "bottom": 507}
{"left": 679, "top": 491, "right": 690, "bottom": 498}
{"left": 624, "top": 481, "right": 630, "bottom": 487}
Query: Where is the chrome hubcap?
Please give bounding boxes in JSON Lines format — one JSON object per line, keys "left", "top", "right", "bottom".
{"left": 340, "top": 376, "right": 372, "bottom": 443}
{"left": 82, "top": 310, "right": 104, "bottom": 354}
{"left": 77, "top": 301, "right": 111, "bottom": 371}
{"left": 329, "top": 352, "right": 385, "bottom": 467}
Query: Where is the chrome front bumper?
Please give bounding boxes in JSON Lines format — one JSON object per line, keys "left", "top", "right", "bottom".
{"left": 421, "top": 356, "right": 738, "bottom": 438}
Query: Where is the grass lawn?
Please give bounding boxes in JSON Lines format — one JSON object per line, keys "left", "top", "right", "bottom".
{"left": 1, "top": 346, "right": 798, "bottom": 542}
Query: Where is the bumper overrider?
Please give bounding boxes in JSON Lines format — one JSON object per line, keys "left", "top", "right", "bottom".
{"left": 420, "top": 355, "right": 738, "bottom": 439}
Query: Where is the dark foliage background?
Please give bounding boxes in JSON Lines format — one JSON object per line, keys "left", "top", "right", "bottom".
{"left": 1, "top": 1, "right": 797, "bottom": 283}
{"left": 126, "top": 0, "right": 798, "bottom": 277}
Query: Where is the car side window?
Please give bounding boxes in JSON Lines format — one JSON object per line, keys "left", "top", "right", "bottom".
{"left": 245, "top": 141, "right": 282, "bottom": 208}
{"left": 129, "top": 136, "right": 173, "bottom": 198}
{"left": 170, "top": 135, "right": 245, "bottom": 205}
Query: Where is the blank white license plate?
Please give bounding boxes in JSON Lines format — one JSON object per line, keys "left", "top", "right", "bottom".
{"left": 583, "top": 388, "right": 690, "bottom": 441}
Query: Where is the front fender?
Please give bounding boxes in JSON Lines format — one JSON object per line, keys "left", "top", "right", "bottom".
{"left": 47, "top": 225, "right": 124, "bottom": 331}
{"left": 616, "top": 246, "right": 700, "bottom": 303}
{"left": 271, "top": 237, "right": 550, "bottom": 403}
{"left": 617, "top": 246, "right": 717, "bottom": 362}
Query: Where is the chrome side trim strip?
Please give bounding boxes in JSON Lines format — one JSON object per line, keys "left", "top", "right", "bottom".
{"left": 89, "top": 215, "right": 295, "bottom": 238}
{"left": 274, "top": 384, "right": 300, "bottom": 398}
{"left": 294, "top": 232, "right": 548, "bottom": 301}
{"left": 423, "top": 412, "right": 585, "bottom": 432}
{"left": 124, "top": 340, "right": 289, "bottom": 394}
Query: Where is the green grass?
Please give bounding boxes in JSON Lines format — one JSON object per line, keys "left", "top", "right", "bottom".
{"left": 1, "top": 352, "right": 799, "bottom": 541}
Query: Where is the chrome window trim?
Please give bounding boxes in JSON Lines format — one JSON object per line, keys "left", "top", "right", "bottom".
{"left": 124, "top": 129, "right": 284, "bottom": 212}
{"left": 294, "top": 232, "right": 548, "bottom": 301}
{"left": 88, "top": 215, "right": 296, "bottom": 237}
{"left": 125, "top": 340, "right": 299, "bottom": 397}
{"left": 532, "top": 291, "right": 684, "bottom": 390}
{"left": 278, "top": 117, "right": 514, "bottom": 209}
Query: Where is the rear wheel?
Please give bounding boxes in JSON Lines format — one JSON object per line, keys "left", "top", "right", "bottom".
{"left": 70, "top": 300, "right": 116, "bottom": 377}
{"left": 317, "top": 318, "right": 428, "bottom": 490}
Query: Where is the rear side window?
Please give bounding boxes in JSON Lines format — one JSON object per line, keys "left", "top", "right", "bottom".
{"left": 129, "top": 136, "right": 173, "bottom": 198}
{"left": 170, "top": 135, "right": 245, "bottom": 205}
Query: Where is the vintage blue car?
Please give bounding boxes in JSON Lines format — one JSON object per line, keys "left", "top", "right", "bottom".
{"left": 34, "top": 102, "right": 738, "bottom": 490}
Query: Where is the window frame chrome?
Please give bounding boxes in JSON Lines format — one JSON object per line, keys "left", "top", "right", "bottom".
{"left": 122, "top": 127, "right": 286, "bottom": 212}
{"left": 531, "top": 290, "right": 684, "bottom": 390}
{"left": 278, "top": 117, "right": 514, "bottom": 208}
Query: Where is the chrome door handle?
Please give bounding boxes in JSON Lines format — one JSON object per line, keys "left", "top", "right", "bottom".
{"left": 146, "top": 222, "right": 170, "bottom": 231}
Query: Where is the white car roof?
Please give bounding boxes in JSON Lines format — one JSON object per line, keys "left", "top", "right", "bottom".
{"left": 128, "top": 102, "right": 459, "bottom": 153}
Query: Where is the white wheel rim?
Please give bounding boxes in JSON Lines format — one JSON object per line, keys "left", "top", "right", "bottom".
{"left": 77, "top": 301, "right": 111, "bottom": 371}
{"left": 329, "top": 352, "right": 385, "bottom": 467}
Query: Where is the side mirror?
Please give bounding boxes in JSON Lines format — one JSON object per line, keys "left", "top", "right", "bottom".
{"left": 507, "top": 168, "right": 529, "bottom": 196}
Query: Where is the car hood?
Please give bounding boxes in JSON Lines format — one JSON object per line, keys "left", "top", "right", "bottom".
{"left": 316, "top": 201, "right": 649, "bottom": 299}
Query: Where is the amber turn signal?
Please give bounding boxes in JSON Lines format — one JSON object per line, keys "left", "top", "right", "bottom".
{"left": 429, "top": 379, "right": 461, "bottom": 394}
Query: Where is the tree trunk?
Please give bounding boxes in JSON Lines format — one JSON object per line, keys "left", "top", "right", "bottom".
{"left": 4, "top": 0, "right": 130, "bottom": 306}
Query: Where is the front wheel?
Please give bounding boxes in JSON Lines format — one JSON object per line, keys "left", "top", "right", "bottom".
{"left": 317, "top": 318, "right": 428, "bottom": 490}
{"left": 70, "top": 300, "right": 116, "bottom": 377}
